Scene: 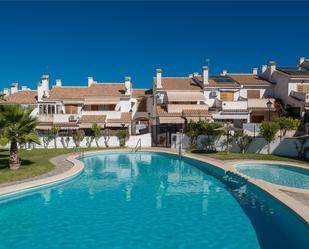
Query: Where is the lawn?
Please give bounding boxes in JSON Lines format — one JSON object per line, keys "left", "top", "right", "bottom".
{"left": 190, "top": 150, "right": 309, "bottom": 165}
{"left": 0, "top": 148, "right": 107, "bottom": 184}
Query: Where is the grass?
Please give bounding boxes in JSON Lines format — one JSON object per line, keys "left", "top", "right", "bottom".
{"left": 0, "top": 147, "right": 113, "bottom": 184}
{"left": 190, "top": 150, "right": 309, "bottom": 165}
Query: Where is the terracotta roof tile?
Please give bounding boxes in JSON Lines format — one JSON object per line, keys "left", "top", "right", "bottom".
{"left": 182, "top": 109, "right": 210, "bottom": 116}
{"left": 155, "top": 77, "right": 202, "bottom": 90}
{"left": 156, "top": 106, "right": 181, "bottom": 117}
{"left": 228, "top": 74, "right": 271, "bottom": 85}
{"left": 47, "top": 83, "right": 126, "bottom": 100}
{"left": 1, "top": 90, "right": 37, "bottom": 104}
{"left": 132, "top": 89, "right": 152, "bottom": 95}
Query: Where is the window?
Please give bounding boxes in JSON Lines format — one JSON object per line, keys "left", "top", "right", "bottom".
{"left": 220, "top": 91, "right": 234, "bottom": 101}
{"left": 247, "top": 90, "right": 260, "bottom": 99}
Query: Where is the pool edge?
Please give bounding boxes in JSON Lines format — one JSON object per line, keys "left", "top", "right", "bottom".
{"left": 0, "top": 148, "right": 308, "bottom": 225}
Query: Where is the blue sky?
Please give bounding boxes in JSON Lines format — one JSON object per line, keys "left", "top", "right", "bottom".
{"left": 0, "top": 1, "right": 308, "bottom": 90}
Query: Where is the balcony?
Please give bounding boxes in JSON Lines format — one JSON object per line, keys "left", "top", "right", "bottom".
{"left": 38, "top": 114, "right": 80, "bottom": 124}
{"left": 221, "top": 101, "right": 247, "bottom": 111}
{"left": 290, "top": 90, "right": 309, "bottom": 102}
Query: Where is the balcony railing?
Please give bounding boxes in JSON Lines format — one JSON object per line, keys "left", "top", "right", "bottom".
{"left": 221, "top": 101, "right": 247, "bottom": 110}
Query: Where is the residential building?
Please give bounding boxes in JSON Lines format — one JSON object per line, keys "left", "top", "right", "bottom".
{"left": 260, "top": 57, "right": 309, "bottom": 123}
{"left": 152, "top": 68, "right": 211, "bottom": 146}
{"left": 1, "top": 75, "right": 151, "bottom": 137}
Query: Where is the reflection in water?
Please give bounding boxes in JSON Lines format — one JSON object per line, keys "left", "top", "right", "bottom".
{"left": 42, "top": 189, "right": 51, "bottom": 205}
{"left": 0, "top": 152, "right": 308, "bottom": 249}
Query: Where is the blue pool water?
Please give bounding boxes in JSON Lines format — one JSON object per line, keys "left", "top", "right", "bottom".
{"left": 0, "top": 152, "right": 308, "bottom": 249}
{"left": 236, "top": 163, "right": 309, "bottom": 189}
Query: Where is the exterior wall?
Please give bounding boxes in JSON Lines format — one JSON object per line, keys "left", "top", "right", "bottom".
{"left": 25, "top": 133, "right": 152, "bottom": 149}
{"left": 239, "top": 86, "right": 273, "bottom": 99}
{"left": 172, "top": 133, "right": 309, "bottom": 158}
{"left": 222, "top": 101, "right": 247, "bottom": 110}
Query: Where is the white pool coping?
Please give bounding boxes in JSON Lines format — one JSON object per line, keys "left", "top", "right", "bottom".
{"left": 0, "top": 148, "right": 308, "bottom": 225}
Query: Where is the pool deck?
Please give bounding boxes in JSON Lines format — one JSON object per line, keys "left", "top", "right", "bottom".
{"left": 0, "top": 147, "right": 308, "bottom": 225}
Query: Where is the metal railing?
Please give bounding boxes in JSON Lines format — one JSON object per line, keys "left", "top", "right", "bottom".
{"left": 131, "top": 138, "right": 142, "bottom": 153}
{"left": 74, "top": 147, "right": 84, "bottom": 158}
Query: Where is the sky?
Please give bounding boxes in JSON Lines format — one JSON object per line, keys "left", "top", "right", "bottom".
{"left": 0, "top": 1, "right": 308, "bottom": 90}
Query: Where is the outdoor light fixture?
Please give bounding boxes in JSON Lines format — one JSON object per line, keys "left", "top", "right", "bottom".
{"left": 266, "top": 99, "right": 272, "bottom": 121}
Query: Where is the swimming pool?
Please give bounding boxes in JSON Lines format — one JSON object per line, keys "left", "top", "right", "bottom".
{"left": 0, "top": 152, "right": 308, "bottom": 249}
{"left": 236, "top": 163, "right": 309, "bottom": 189}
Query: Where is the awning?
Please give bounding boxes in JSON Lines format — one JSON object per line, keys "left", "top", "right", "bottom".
{"left": 166, "top": 92, "right": 206, "bottom": 102}
{"left": 84, "top": 98, "right": 119, "bottom": 105}
{"left": 159, "top": 117, "right": 184, "bottom": 124}
{"left": 212, "top": 113, "right": 249, "bottom": 120}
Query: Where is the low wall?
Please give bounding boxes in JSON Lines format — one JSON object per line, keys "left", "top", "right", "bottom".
{"left": 2, "top": 133, "right": 152, "bottom": 149}
{"left": 172, "top": 133, "right": 309, "bottom": 158}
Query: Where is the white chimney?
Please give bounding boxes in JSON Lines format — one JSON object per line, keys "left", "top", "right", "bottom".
{"left": 299, "top": 57, "right": 305, "bottom": 66}
{"left": 3, "top": 88, "right": 10, "bottom": 96}
{"left": 37, "top": 83, "right": 44, "bottom": 101}
{"left": 88, "top": 77, "right": 94, "bottom": 87}
{"left": 252, "top": 68, "right": 258, "bottom": 75}
{"left": 10, "top": 83, "right": 18, "bottom": 95}
{"left": 202, "top": 66, "right": 209, "bottom": 86}
{"left": 156, "top": 69, "right": 162, "bottom": 89}
{"left": 56, "top": 79, "right": 62, "bottom": 87}
{"left": 22, "top": 86, "right": 28, "bottom": 91}
{"left": 124, "top": 76, "right": 132, "bottom": 95}
{"left": 221, "top": 70, "right": 227, "bottom": 76}
{"left": 268, "top": 61, "right": 276, "bottom": 81}
{"left": 261, "top": 65, "right": 267, "bottom": 74}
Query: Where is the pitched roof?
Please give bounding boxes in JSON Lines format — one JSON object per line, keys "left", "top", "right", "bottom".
{"left": 79, "top": 115, "right": 106, "bottom": 123}
{"left": 155, "top": 77, "right": 203, "bottom": 91}
{"left": 156, "top": 106, "right": 181, "bottom": 117}
{"left": 276, "top": 67, "right": 309, "bottom": 78}
{"left": 1, "top": 90, "right": 37, "bottom": 104}
{"left": 47, "top": 83, "right": 126, "bottom": 100}
{"left": 132, "top": 88, "right": 153, "bottom": 96}
{"left": 228, "top": 74, "right": 271, "bottom": 85}
{"left": 182, "top": 109, "right": 210, "bottom": 116}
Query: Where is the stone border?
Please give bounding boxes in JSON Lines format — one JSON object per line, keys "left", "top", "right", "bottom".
{"left": 0, "top": 154, "right": 84, "bottom": 198}
{"left": 0, "top": 148, "right": 308, "bottom": 225}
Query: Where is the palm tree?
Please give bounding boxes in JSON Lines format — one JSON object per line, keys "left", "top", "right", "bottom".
{"left": 0, "top": 104, "right": 40, "bottom": 170}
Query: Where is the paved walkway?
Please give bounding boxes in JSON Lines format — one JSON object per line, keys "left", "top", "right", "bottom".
{"left": 0, "top": 153, "right": 75, "bottom": 188}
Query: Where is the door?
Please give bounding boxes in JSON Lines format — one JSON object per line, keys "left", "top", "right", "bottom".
{"left": 251, "top": 115, "right": 264, "bottom": 123}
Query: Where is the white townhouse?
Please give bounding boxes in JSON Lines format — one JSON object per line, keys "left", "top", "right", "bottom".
{"left": 152, "top": 68, "right": 211, "bottom": 146}
{"left": 259, "top": 57, "right": 309, "bottom": 123}
{"left": 1, "top": 75, "right": 152, "bottom": 136}
{"left": 152, "top": 66, "right": 278, "bottom": 139}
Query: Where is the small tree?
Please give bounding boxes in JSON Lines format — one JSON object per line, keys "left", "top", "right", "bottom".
{"left": 72, "top": 129, "right": 85, "bottom": 148}
{"left": 275, "top": 116, "right": 300, "bottom": 140}
{"left": 260, "top": 121, "right": 280, "bottom": 154}
{"left": 117, "top": 129, "right": 128, "bottom": 147}
{"left": 43, "top": 134, "right": 53, "bottom": 149}
{"left": 200, "top": 121, "right": 223, "bottom": 151}
{"left": 294, "top": 136, "right": 309, "bottom": 158}
{"left": 185, "top": 121, "right": 200, "bottom": 149}
{"left": 102, "top": 127, "right": 111, "bottom": 147}
{"left": 233, "top": 131, "right": 253, "bottom": 154}
{"left": 51, "top": 125, "right": 61, "bottom": 148}
{"left": 85, "top": 136, "right": 94, "bottom": 148}
{"left": 91, "top": 123, "right": 102, "bottom": 147}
